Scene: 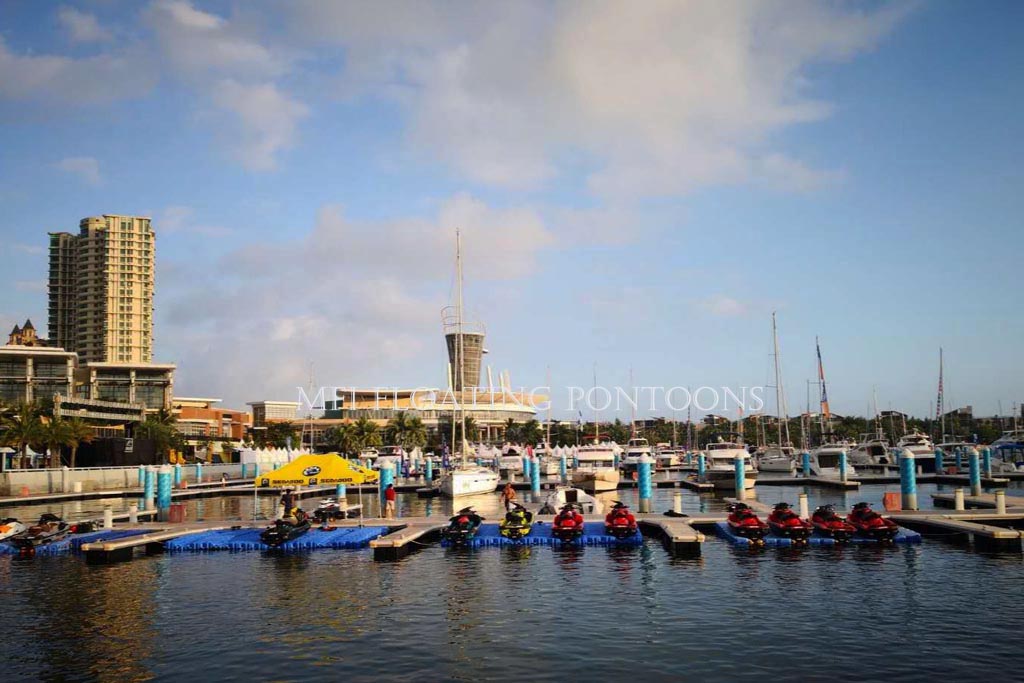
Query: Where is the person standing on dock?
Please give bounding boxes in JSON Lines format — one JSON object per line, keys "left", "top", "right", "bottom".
{"left": 501, "top": 482, "right": 517, "bottom": 512}
{"left": 280, "top": 488, "right": 294, "bottom": 519}
{"left": 384, "top": 483, "right": 396, "bottom": 519}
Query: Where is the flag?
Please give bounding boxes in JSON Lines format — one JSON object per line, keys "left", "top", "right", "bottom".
{"left": 817, "top": 338, "right": 831, "bottom": 421}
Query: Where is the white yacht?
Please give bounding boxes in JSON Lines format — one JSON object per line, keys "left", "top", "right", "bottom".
{"left": 655, "top": 444, "right": 681, "bottom": 469}
{"left": 497, "top": 445, "right": 526, "bottom": 473}
{"left": 621, "top": 437, "right": 653, "bottom": 471}
{"left": 808, "top": 441, "right": 857, "bottom": 478}
{"left": 758, "top": 445, "right": 797, "bottom": 473}
{"left": 575, "top": 443, "right": 617, "bottom": 467}
{"left": 702, "top": 439, "right": 757, "bottom": 491}
{"left": 896, "top": 431, "right": 935, "bottom": 457}
{"left": 439, "top": 466, "right": 499, "bottom": 497}
{"left": 572, "top": 443, "right": 620, "bottom": 492}
{"left": 541, "top": 486, "right": 604, "bottom": 515}
{"left": 895, "top": 431, "right": 938, "bottom": 473}
{"left": 846, "top": 433, "right": 891, "bottom": 467}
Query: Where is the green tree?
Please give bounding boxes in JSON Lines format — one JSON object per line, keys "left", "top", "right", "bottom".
{"left": 607, "top": 419, "right": 630, "bottom": 444}
{"left": 42, "top": 416, "right": 73, "bottom": 467}
{"left": 520, "top": 419, "right": 542, "bottom": 445}
{"left": 352, "top": 417, "right": 382, "bottom": 451}
{"left": 502, "top": 417, "right": 519, "bottom": 443}
{"left": 66, "top": 418, "right": 95, "bottom": 469}
{"left": 265, "top": 421, "right": 299, "bottom": 449}
{"left": 0, "top": 403, "right": 43, "bottom": 468}
{"left": 386, "top": 412, "right": 427, "bottom": 450}
{"left": 325, "top": 423, "right": 359, "bottom": 455}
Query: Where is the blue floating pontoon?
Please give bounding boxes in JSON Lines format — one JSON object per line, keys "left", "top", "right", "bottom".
{"left": 163, "top": 525, "right": 390, "bottom": 551}
{"left": 714, "top": 521, "right": 922, "bottom": 547}
{"left": 0, "top": 529, "right": 150, "bottom": 556}
{"left": 440, "top": 521, "right": 643, "bottom": 548}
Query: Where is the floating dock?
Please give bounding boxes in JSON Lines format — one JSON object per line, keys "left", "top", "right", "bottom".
{"left": 164, "top": 525, "right": 389, "bottom": 551}
{"left": 438, "top": 521, "right": 642, "bottom": 549}
{"left": 711, "top": 521, "right": 922, "bottom": 547}
{"left": 0, "top": 529, "right": 152, "bottom": 556}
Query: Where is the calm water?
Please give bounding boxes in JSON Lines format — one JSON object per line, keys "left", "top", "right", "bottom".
{"left": 2, "top": 484, "right": 1023, "bottom": 681}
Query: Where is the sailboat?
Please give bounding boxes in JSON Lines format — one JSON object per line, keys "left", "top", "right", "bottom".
{"left": 808, "top": 338, "right": 857, "bottom": 476}
{"left": 758, "top": 313, "right": 797, "bottom": 473}
{"left": 438, "top": 230, "right": 500, "bottom": 498}
{"left": 571, "top": 365, "right": 621, "bottom": 493}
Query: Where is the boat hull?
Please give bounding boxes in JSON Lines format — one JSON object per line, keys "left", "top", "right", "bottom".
{"left": 706, "top": 471, "right": 757, "bottom": 491}
{"left": 439, "top": 468, "right": 499, "bottom": 497}
{"left": 572, "top": 468, "right": 620, "bottom": 493}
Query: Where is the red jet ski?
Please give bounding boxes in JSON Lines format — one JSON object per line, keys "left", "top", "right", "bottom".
{"left": 811, "top": 504, "right": 856, "bottom": 542}
{"left": 847, "top": 502, "right": 899, "bottom": 542}
{"left": 553, "top": 504, "right": 585, "bottom": 543}
{"left": 767, "top": 502, "right": 812, "bottom": 544}
{"left": 727, "top": 503, "right": 768, "bottom": 544}
{"left": 604, "top": 502, "right": 638, "bottom": 539}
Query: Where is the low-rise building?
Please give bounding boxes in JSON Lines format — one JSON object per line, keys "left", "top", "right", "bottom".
{"left": 75, "top": 361, "right": 175, "bottom": 410}
{"left": 172, "top": 397, "right": 251, "bottom": 440}
{"left": 0, "top": 344, "right": 77, "bottom": 404}
{"left": 248, "top": 400, "right": 301, "bottom": 427}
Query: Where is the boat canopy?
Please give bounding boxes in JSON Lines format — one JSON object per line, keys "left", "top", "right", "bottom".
{"left": 256, "top": 453, "right": 378, "bottom": 488}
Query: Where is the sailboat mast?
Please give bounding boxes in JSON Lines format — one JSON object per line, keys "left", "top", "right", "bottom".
{"left": 546, "top": 366, "right": 552, "bottom": 447}
{"left": 937, "top": 347, "right": 945, "bottom": 441}
{"left": 630, "top": 366, "right": 636, "bottom": 437}
{"left": 593, "top": 363, "right": 599, "bottom": 444}
{"left": 456, "top": 229, "right": 467, "bottom": 463}
{"left": 771, "top": 312, "right": 790, "bottom": 446}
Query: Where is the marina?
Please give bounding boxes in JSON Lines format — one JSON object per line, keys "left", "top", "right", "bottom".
{"left": 2, "top": 3, "right": 1023, "bottom": 681}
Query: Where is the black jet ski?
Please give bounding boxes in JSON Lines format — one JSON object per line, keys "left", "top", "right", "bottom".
{"left": 260, "top": 509, "right": 312, "bottom": 548}
{"left": 11, "top": 513, "right": 70, "bottom": 549}
{"left": 443, "top": 507, "right": 483, "bottom": 546}
{"left": 313, "top": 497, "right": 348, "bottom": 524}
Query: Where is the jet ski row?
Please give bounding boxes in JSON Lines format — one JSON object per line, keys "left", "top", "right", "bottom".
{"left": 441, "top": 502, "right": 640, "bottom": 547}
{"left": 727, "top": 501, "right": 900, "bottom": 547}
{"left": 0, "top": 514, "right": 93, "bottom": 552}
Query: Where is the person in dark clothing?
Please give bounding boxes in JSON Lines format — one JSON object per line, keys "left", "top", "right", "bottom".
{"left": 280, "top": 488, "right": 295, "bottom": 519}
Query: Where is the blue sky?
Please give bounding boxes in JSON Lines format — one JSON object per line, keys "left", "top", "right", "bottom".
{"left": 1, "top": 1, "right": 1021, "bottom": 420}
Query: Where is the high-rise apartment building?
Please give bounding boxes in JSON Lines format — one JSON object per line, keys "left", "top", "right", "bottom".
{"left": 48, "top": 215, "right": 155, "bottom": 364}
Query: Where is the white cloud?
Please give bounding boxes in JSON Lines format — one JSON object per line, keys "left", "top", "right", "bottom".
{"left": 208, "top": 80, "right": 308, "bottom": 171}
{"left": 146, "top": 1, "right": 286, "bottom": 81}
{"left": 293, "top": 0, "right": 911, "bottom": 196}
{"left": 159, "top": 194, "right": 553, "bottom": 403}
{"left": 0, "top": 36, "right": 154, "bottom": 104}
{"left": 156, "top": 205, "right": 233, "bottom": 236}
{"left": 55, "top": 156, "right": 102, "bottom": 185}
{"left": 144, "top": 1, "right": 304, "bottom": 171}
{"left": 14, "top": 280, "right": 46, "bottom": 293}
{"left": 13, "top": 244, "right": 45, "bottom": 255}
{"left": 57, "top": 6, "right": 104, "bottom": 43}
{"left": 698, "top": 295, "right": 749, "bottom": 317}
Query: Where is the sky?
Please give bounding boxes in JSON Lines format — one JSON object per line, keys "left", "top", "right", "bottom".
{"left": 1, "top": 1, "right": 1022, "bottom": 420}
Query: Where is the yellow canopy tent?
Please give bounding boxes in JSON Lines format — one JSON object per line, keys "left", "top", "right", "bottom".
{"left": 254, "top": 453, "right": 379, "bottom": 488}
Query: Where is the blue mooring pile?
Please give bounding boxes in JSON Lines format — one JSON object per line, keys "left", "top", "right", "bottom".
{"left": 163, "top": 525, "right": 390, "bottom": 551}
{"left": 0, "top": 529, "right": 150, "bottom": 556}
{"left": 440, "top": 521, "right": 643, "bottom": 548}
{"left": 714, "top": 521, "right": 923, "bottom": 547}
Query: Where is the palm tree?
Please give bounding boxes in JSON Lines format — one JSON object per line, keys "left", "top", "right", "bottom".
{"left": 326, "top": 423, "right": 359, "bottom": 456}
{"left": 503, "top": 417, "right": 519, "bottom": 443}
{"left": 42, "top": 417, "right": 73, "bottom": 467}
{"left": 66, "top": 419, "right": 95, "bottom": 469}
{"left": 352, "top": 417, "right": 382, "bottom": 452}
{"left": 1, "top": 403, "right": 43, "bottom": 469}
{"left": 520, "top": 419, "right": 542, "bottom": 445}
{"left": 386, "top": 412, "right": 428, "bottom": 450}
